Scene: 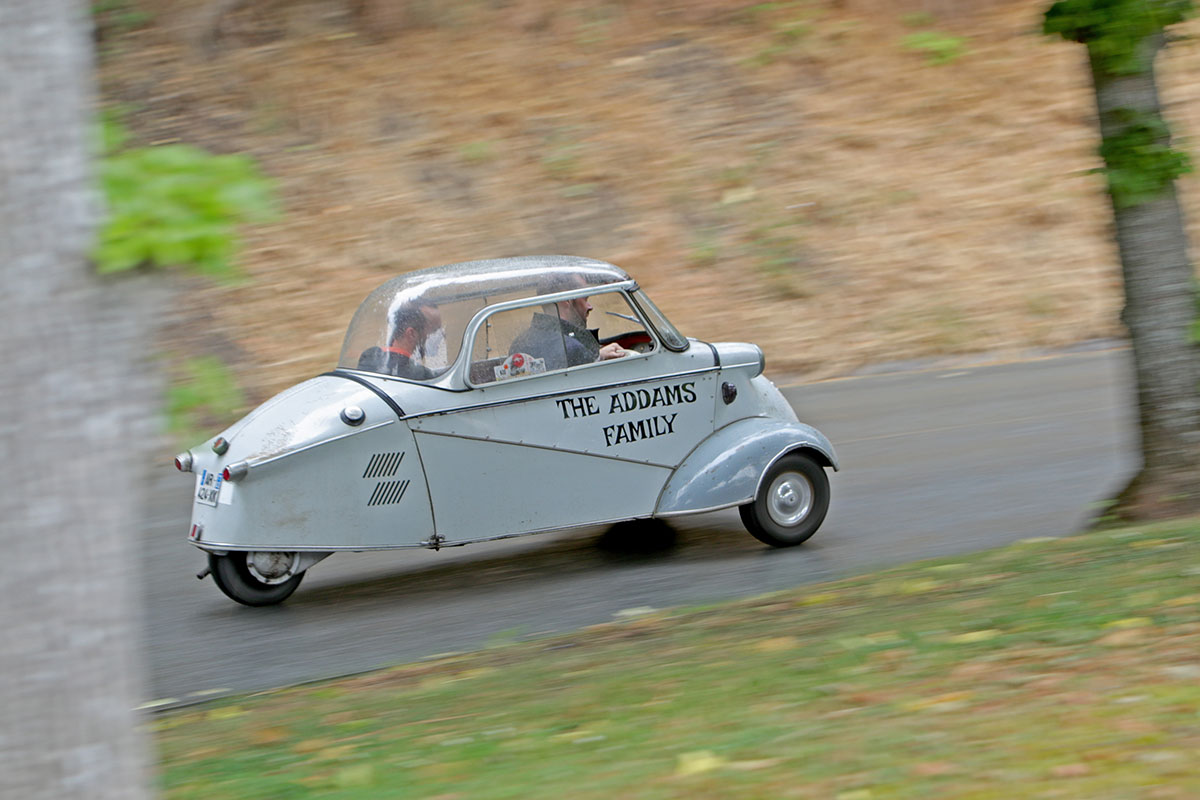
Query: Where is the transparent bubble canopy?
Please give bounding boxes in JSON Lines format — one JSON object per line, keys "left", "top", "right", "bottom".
{"left": 337, "top": 256, "right": 633, "bottom": 380}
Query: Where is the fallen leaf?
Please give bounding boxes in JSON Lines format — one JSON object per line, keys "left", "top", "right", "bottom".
{"left": 205, "top": 706, "right": 244, "bottom": 721}
{"left": 317, "top": 744, "right": 357, "bottom": 761}
{"left": 334, "top": 764, "right": 376, "bottom": 788}
{"left": 902, "top": 692, "right": 973, "bottom": 712}
{"left": 754, "top": 636, "right": 799, "bottom": 653}
{"left": 727, "top": 758, "right": 782, "bottom": 771}
{"left": 950, "top": 629, "right": 1000, "bottom": 644}
{"left": 1116, "top": 718, "right": 1158, "bottom": 734}
{"left": 899, "top": 579, "right": 942, "bottom": 595}
{"left": 676, "top": 751, "right": 726, "bottom": 776}
{"left": 248, "top": 726, "right": 289, "bottom": 745}
{"left": 911, "top": 761, "right": 958, "bottom": 777}
{"left": 1098, "top": 628, "right": 1145, "bottom": 646}
{"left": 1050, "top": 763, "right": 1091, "bottom": 778}
{"left": 614, "top": 606, "right": 657, "bottom": 619}
{"left": 1162, "top": 665, "right": 1200, "bottom": 680}
{"left": 721, "top": 187, "right": 756, "bottom": 204}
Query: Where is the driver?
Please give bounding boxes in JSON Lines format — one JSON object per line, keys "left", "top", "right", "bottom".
{"left": 509, "top": 274, "right": 633, "bottom": 370}
{"left": 357, "top": 303, "right": 443, "bottom": 380}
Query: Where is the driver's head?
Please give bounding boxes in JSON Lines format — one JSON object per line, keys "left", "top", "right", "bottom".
{"left": 539, "top": 273, "right": 592, "bottom": 327}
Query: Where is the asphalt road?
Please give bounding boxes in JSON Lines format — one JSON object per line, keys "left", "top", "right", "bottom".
{"left": 139, "top": 348, "right": 1137, "bottom": 707}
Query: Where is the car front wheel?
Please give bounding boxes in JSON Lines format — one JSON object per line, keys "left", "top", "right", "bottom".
{"left": 209, "top": 551, "right": 305, "bottom": 606}
{"left": 739, "top": 453, "right": 829, "bottom": 547}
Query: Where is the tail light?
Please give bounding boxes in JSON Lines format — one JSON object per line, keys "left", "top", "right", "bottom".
{"left": 222, "top": 461, "right": 249, "bottom": 482}
{"left": 174, "top": 452, "right": 194, "bottom": 473}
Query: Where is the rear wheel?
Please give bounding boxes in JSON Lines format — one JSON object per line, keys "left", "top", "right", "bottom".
{"left": 209, "top": 551, "right": 305, "bottom": 606}
{"left": 739, "top": 453, "right": 830, "bottom": 547}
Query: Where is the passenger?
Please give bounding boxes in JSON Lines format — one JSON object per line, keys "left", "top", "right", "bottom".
{"left": 357, "top": 303, "right": 443, "bottom": 380}
{"left": 509, "top": 274, "right": 632, "bottom": 371}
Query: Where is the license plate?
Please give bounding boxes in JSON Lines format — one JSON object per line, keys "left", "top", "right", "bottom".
{"left": 196, "top": 469, "right": 223, "bottom": 507}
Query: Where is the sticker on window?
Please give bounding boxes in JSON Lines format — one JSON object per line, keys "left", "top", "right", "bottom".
{"left": 494, "top": 351, "right": 545, "bottom": 381}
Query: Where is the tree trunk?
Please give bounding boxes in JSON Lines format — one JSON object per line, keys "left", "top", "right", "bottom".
{"left": 0, "top": 2, "right": 155, "bottom": 798}
{"left": 1089, "top": 36, "right": 1200, "bottom": 519}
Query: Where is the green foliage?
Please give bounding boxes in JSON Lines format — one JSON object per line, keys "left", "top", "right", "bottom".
{"left": 1043, "top": 2, "right": 1194, "bottom": 209}
{"left": 1098, "top": 108, "right": 1193, "bottom": 207}
{"left": 166, "top": 356, "right": 247, "bottom": 445}
{"left": 900, "top": 30, "right": 968, "bottom": 65}
{"left": 95, "top": 120, "right": 277, "bottom": 278}
{"left": 458, "top": 140, "right": 496, "bottom": 164}
{"left": 1043, "top": 0, "right": 1194, "bottom": 74}
{"left": 1190, "top": 284, "right": 1200, "bottom": 343}
{"left": 93, "top": 0, "right": 151, "bottom": 38}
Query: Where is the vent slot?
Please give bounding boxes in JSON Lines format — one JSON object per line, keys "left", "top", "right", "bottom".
{"left": 363, "top": 451, "right": 404, "bottom": 479}
{"left": 368, "top": 479, "right": 410, "bottom": 507}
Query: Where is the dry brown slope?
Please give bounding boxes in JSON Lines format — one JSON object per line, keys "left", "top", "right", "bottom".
{"left": 100, "top": 0, "right": 1200, "bottom": 404}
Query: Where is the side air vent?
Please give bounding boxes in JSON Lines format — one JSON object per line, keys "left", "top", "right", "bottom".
{"left": 368, "top": 479, "right": 410, "bottom": 507}
{"left": 363, "top": 451, "right": 404, "bottom": 479}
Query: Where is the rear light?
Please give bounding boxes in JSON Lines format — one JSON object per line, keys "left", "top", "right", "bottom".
{"left": 222, "top": 461, "right": 249, "bottom": 482}
{"left": 213, "top": 437, "right": 230, "bottom": 455}
{"left": 174, "top": 452, "right": 194, "bottom": 473}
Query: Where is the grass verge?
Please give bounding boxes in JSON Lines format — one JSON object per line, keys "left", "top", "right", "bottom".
{"left": 155, "top": 520, "right": 1200, "bottom": 799}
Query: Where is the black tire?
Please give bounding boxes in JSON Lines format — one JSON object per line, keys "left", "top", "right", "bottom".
{"left": 739, "top": 453, "right": 830, "bottom": 547}
{"left": 209, "top": 551, "right": 304, "bottom": 606}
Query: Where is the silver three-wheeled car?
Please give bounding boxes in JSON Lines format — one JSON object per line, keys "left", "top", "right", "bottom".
{"left": 177, "top": 256, "right": 838, "bottom": 605}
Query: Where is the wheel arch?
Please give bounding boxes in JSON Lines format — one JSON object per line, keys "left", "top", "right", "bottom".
{"left": 654, "top": 417, "right": 838, "bottom": 517}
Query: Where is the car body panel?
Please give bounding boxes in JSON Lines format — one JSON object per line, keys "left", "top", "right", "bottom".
{"left": 187, "top": 376, "right": 435, "bottom": 550}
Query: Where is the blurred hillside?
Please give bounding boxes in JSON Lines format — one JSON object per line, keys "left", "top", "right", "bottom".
{"left": 97, "top": 0, "right": 1200, "bottom": 405}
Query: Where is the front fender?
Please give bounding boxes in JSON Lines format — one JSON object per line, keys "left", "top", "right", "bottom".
{"left": 654, "top": 417, "right": 838, "bottom": 517}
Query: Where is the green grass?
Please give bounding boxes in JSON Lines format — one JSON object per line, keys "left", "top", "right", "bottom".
{"left": 901, "top": 31, "right": 968, "bottom": 66}
{"left": 155, "top": 520, "right": 1200, "bottom": 799}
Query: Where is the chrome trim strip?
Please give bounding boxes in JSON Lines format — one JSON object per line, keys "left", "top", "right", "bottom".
{"left": 191, "top": 511, "right": 661, "bottom": 552}
{"left": 653, "top": 498, "right": 749, "bottom": 518}
{"left": 192, "top": 540, "right": 431, "bottom": 552}
{"left": 458, "top": 280, "right": 643, "bottom": 388}
{"left": 411, "top": 428, "right": 678, "bottom": 469}
{"left": 244, "top": 420, "right": 396, "bottom": 469}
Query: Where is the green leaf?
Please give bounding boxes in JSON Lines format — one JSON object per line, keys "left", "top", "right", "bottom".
{"left": 92, "top": 121, "right": 278, "bottom": 278}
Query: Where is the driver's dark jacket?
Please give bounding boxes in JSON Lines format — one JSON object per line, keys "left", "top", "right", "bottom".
{"left": 509, "top": 313, "right": 599, "bottom": 371}
{"left": 356, "top": 347, "right": 436, "bottom": 380}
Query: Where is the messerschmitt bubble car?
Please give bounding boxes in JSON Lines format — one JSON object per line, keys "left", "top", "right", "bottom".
{"left": 176, "top": 256, "right": 838, "bottom": 605}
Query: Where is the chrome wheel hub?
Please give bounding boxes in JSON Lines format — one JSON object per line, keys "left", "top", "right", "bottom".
{"left": 246, "top": 552, "right": 299, "bottom": 585}
{"left": 767, "top": 472, "right": 813, "bottom": 527}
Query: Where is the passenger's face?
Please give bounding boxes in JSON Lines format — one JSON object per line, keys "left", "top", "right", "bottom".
{"left": 419, "top": 306, "right": 443, "bottom": 346}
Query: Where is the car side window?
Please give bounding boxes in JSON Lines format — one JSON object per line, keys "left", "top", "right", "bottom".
{"left": 467, "top": 291, "right": 654, "bottom": 386}
{"left": 469, "top": 305, "right": 564, "bottom": 384}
